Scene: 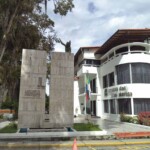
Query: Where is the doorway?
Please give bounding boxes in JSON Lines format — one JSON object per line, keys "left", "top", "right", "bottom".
{"left": 90, "top": 100, "right": 96, "bottom": 116}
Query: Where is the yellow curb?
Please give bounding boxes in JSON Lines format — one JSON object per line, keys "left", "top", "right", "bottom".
{"left": 0, "top": 141, "right": 150, "bottom": 148}
{"left": 124, "top": 141, "right": 150, "bottom": 145}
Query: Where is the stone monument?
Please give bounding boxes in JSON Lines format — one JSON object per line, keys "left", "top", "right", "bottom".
{"left": 18, "top": 49, "right": 47, "bottom": 128}
{"left": 18, "top": 49, "right": 74, "bottom": 129}
{"left": 48, "top": 52, "right": 74, "bottom": 128}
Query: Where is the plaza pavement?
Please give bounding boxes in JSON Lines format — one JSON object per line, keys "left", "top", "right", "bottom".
{"left": 0, "top": 117, "right": 150, "bottom": 148}
{"left": 0, "top": 121, "right": 10, "bottom": 129}
{"left": 74, "top": 116, "right": 150, "bottom": 134}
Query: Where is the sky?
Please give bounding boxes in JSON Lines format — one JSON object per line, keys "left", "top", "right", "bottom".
{"left": 47, "top": 0, "right": 150, "bottom": 54}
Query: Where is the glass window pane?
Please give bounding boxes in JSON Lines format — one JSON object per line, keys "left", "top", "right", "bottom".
{"left": 118, "top": 98, "right": 131, "bottom": 114}
{"left": 108, "top": 72, "right": 114, "bottom": 86}
{"left": 116, "top": 64, "right": 130, "bottom": 84}
{"left": 104, "top": 100, "right": 109, "bottom": 113}
{"left": 134, "top": 98, "right": 150, "bottom": 115}
{"left": 103, "top": 75, "right": 108, "bottom": 88}
{"left": 132, "top": 63, "right": 150, "bottom": 83}
{"left": 110, "top": 99, "right": 116, "bottom": 114}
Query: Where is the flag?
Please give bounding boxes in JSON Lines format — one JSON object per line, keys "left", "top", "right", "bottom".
{"left": 85, "top": 74, "right": 91, "bottom": 101}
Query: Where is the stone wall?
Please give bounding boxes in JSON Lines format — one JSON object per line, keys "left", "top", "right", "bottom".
{"left": 49, "top": 52, "right": 74, "bottom": 128}
{"left": 18, "top": 49, "right": 47, "bottom": 128}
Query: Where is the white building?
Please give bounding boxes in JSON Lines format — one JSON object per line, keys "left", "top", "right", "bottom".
{"left": 74, "top": 29, "right": 150, "bottom": 121}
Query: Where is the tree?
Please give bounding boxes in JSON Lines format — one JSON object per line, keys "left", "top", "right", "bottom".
{"left": 0, "top": 0, "right": 74, "bottom": 62}
{"left": 44, "top": 0, "right": 74, "bottom": 15}
{"left": 0, "top": 0, "right": 74, "bottom": 105}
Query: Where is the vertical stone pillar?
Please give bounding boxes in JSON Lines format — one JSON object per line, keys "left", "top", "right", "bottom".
{"left": 18, "top": 49, "right": 47, "bottom": 128}
{"left": 49, "top": 52, "right": 74, "bottom": 128}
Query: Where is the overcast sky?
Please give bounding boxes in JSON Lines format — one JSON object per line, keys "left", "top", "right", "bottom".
{"left": 47, "top": 0, "right": 150, "bottom": 54}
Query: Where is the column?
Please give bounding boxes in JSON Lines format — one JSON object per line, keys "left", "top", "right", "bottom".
{"left": 131, "top": 98, "right": 134, "bottom": 116}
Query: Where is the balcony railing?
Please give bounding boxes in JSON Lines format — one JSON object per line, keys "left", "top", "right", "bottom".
{"left": 79, "top": 64, "right": 100, "bottom": 70}
{"left": 100, "top": 42, "right": 150, "bottom": 66}
{"left": 79, "top": 87, "right": 98, "bottom": 94}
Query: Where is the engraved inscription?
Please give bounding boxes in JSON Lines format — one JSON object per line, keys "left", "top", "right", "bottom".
{"left": 24, "top": 90, "right": 40, "bottom": 98}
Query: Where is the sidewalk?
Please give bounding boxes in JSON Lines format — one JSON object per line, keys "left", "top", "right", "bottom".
{"left": 74, "top": 116, "right": 150, "bottom": 134}
{"left": 0, "top": 121, "right": 10, "bottom": 129}
{"left": 0, "top": 117, "right": 150, "bottom": 141}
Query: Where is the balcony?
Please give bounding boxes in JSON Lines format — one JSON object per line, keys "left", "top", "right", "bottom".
{"left": 77, "top": 64, "right": 99, "bottom": 76}
{"left": 79, "top": 87, "right": 98, "bottom": 95}
{"left": 101, "top": 42, "right": 150, "bottom": 66}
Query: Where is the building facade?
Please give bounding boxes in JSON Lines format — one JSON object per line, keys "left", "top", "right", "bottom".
{"left": 74, "top": 29, "right": 150, "bottom": 121}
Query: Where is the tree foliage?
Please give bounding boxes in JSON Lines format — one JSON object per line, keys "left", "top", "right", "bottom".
{"left": 0, "top": 0, "right": 74, "bottom": 105}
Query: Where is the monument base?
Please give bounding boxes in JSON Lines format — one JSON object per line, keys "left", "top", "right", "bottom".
{"left": 28, "top": 128, "right": 67, "bottom": 132}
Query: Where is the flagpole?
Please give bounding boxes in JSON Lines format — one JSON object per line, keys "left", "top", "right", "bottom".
{"left": 84, "top": 73, "right": 87, "bottom": 115}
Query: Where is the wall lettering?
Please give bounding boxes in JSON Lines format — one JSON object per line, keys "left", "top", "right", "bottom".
{"left": 104, "top": 86, "right": 132, "bottom": 98}
{"left": 24, "top": 90, "right": 40, "bottom": 98}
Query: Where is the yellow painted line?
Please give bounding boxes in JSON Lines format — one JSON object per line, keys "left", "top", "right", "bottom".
{"left": 0, "top": 141, "right": 150, "bottom": 148}
{"left": 124, "top": 141, "right": 150, "bottom": 145}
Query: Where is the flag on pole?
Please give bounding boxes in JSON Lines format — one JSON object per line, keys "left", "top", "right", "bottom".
{"left": 85, "top": 74, "right": 91, "bottom": 101}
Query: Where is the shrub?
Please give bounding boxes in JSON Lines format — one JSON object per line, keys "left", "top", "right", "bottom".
{"left": 120, "top": 113, "right": 132, "bottom": 122}
{"left": 0, "top": 114, "right": 3, "bottom": 120}
{"left": 120, "top": 113, "right": 139, "bottom": 123}
{"left": 129, "top": 116, "right": 139, "bottom": 124}
{"left": 138, "top": 112, "right": 150, "bottom": 126}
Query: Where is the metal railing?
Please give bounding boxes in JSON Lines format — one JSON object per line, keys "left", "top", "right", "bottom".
{"left": 79, "top": 87, "right": 98, "bottom": 94}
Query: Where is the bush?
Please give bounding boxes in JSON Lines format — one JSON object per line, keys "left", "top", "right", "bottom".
{"left": 120, "top": 113, "right": 139, "bottom": 123}
{"left": 120, "top": 113, "right": 131, "bottom": 122}
{"left": 0, "top": 114, "right": 3, "bottom": 120}
{"left": 138, "top": 112, "right": 150, "bottom": 126}
{"left": 129, "top": 116, "right": 139, "bottom": 124}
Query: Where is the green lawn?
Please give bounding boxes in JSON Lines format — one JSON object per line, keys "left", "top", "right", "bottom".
{"left": 0, "top": 123, "right": 17, "bottom": 133}
{"left": 73, "top": 123, "right": 101, "bottom": 131}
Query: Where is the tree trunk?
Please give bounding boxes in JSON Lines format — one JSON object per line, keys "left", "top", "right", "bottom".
{"left": 0, "top": 1, "right": 20, "bottom": 62}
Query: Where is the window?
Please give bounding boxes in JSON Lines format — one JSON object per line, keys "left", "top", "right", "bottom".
{"left": 86, "top": 59, "right": 92, "bottom": 65}
{"left": 118, "top": 98, "right": 131, "bottom": 114}
{"left": 90, "top": 78, "right": 96, "bottom": 93}
{"left": 104, "top": 100, "right": 109, "bottom": 113}
{"left": 93, "top": 60, "right": 100, "bottom": 66}
{"left": 78, "top": 59, "right": 100, "bottom": 67}
{"left": 116, "top": 64, "right": 130, "bottom": 84}
{"left": 116, "top": 47, "right": 128, "bottom": 54}
{"left": 103, "top": 72, "right": 114, "bottom": 88}
{"left": 110, "top": 100, "right": 116, "bottom": 114}
{"left": 109, "top": 52, "right": 114, "bottom": 59}
{"left": 134, "top": 98, "right": 150, "bottom": 115}
{"left": 108, "top": 72, "right": 114, "bottom": 87}
{"left": 131, "top": 63, "right": 150, "bottom": 83}
{"left": 130, "top": 46, "right": 145, "bottom": 51}
{"left": 103, "top": 75, "right": 108, "bottom": 88}
{"left": 116, "top": 63, "right": 150, "bottom": 85}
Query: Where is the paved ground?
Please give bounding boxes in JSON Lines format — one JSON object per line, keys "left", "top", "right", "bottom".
{"left": 0, "top": 121, "right": 10, "bottom": 129}
{"left": 0, "top": 139, "right": 150, "bottom": 150}
{"left": 74, "top": 116, "right": 150, "bottom": 134}
{"left": 0, "top": 119, "right": 150, "bottom": 149}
